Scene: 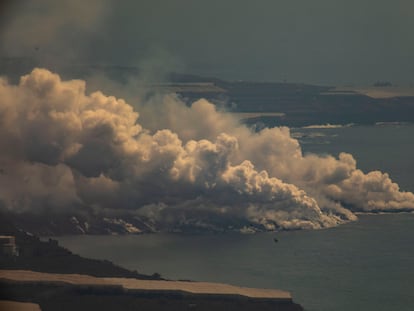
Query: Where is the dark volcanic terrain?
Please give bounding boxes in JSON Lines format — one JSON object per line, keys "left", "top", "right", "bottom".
{"left": 2, "top": 61, "right": 414, "bottom": 128}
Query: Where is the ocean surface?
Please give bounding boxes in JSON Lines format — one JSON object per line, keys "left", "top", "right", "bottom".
{"left": 56, "top": 124, "right": 414, "bottom": 311}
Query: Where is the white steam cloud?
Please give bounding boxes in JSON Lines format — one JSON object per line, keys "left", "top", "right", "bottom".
{"left": 1, "top": 69, "right": 413, "bottom": 230}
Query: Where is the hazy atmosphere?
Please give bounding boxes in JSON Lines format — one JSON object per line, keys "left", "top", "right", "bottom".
{"left": 1, "top": 0, "right": 414, "bottom": 231}
{"left": 1, "top": 0, "right": 414, "bottom": 84}
{"left": 1, "top": 2, "right": 414, "bottom": 311}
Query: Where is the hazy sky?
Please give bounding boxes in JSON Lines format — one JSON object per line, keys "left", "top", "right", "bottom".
{"left": 1, "top": 0, "right": 414, "bottom": 85}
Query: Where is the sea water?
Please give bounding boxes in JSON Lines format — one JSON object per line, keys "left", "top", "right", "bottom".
{"left": 56, "top": 124, "right": 414, "bottom": 311}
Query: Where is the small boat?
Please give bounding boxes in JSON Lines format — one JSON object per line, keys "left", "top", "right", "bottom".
{"left": 273, "top": 237, "right": 279, "bottom": 243}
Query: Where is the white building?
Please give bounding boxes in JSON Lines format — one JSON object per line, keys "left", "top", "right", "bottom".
{"left": 0, "top": 235, "right": 18, "bottom": 256}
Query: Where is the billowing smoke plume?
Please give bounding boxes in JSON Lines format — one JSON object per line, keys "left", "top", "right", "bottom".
{"left": 1, "top": 69, "right": 413, "bottom": 231}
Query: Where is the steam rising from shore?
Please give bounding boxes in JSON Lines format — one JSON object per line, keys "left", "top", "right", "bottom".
{"left": 1, "top": 69, "right": 413, "bottom": 230}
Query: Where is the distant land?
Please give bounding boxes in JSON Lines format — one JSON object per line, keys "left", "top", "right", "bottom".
{"left": 1, "top": 59, "right": 414, "bottom": 127}
{"left": 165, "top": 74, "right": 414, "bottom": 127}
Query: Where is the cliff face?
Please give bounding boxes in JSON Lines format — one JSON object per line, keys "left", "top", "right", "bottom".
{"left": 0, "top": 276, "right": 304, "bottom": 311}
{"left": 0, "top": 270, "right": 292, "bottom": 299}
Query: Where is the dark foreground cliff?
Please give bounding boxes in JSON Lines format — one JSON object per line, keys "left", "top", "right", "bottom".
{"left": 0, "top": 280, "right": 303, "bottom": 311}
{"left": 0, "top": 216, "right": 304, "bottom": 311}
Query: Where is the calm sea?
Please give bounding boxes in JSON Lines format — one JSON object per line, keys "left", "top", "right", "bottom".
{"left": 56, "top": 124, "right": 414, "bottom": 311}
